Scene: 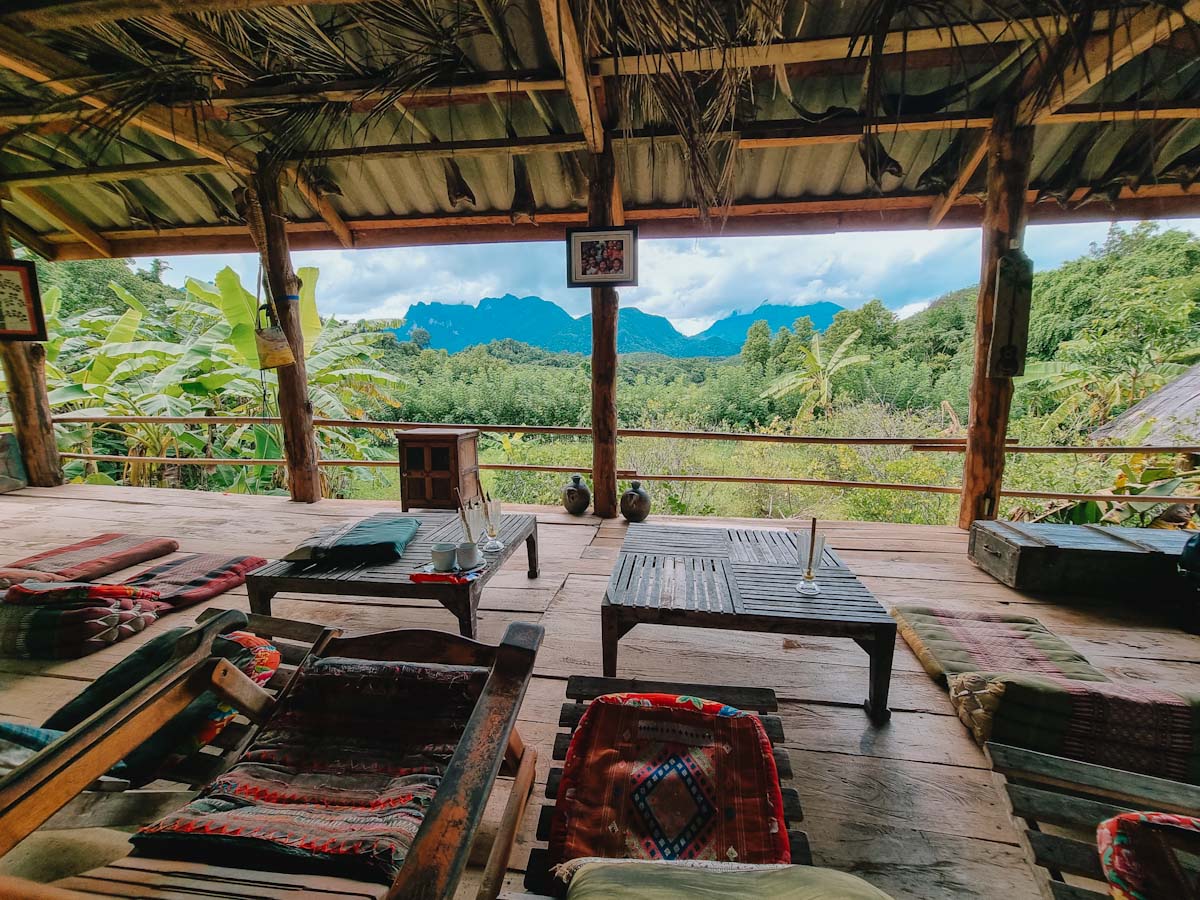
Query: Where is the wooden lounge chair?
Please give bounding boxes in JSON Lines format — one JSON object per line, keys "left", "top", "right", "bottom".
{"left": 523, "top": 676, "right": 812, "bottom": 897}
{"left": 0, "top": 609, "right": 543, "bottom": 900}
{"left": 988, "top": 742, "right": 1200, "bottom": 900}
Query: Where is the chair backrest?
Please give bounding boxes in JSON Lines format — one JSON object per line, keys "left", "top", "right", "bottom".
{"left": 987, "top": 741, "right": 1200, "bottom": 899}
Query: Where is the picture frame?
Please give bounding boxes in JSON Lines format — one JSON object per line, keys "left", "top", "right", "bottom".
{"left": 0, "top": 259, "right": 46, "bottom": 342}
{"left": 566, "top": 226, "right": 638, "bottom": 287}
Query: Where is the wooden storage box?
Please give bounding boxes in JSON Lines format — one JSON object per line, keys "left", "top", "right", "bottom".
{"left": 968, "top": 521, "right": 1195, "bottom": 596}
{"left": 395, "top": 427, "right": 481, "bottom": 511}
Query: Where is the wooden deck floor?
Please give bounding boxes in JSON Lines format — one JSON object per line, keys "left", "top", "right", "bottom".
{"left": 2, "top": 484, "right": 1198, "bottom": 899}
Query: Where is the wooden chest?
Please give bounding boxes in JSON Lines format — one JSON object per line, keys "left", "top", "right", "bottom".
{"left": 395, "top": 427, "right": 480, "bottom": 511}
{"left": 968, "top": 521, "right": 1195, "bottom": 596}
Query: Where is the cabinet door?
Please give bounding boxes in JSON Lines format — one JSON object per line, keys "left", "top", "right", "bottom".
{"left": 428, "top": 442, "right": 455, "bottom": 503}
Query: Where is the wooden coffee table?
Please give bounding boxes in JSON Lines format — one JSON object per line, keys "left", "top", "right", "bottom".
{"left": 246, "top": 512, "right": 539, "bottom": 639}
{"left": 602, "top": 523, "right": 896, "bottom": 724}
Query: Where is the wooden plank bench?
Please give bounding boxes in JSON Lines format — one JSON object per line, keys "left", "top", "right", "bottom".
{"left": 523, "top": 675, "right": 812, "bottom": 896}
{"left": 987, "top": 742, "right": 1200, "bottom": 900}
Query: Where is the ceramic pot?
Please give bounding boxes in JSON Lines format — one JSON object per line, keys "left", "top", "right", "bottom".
{"left": 620, "top": 480, "right": 651, "bottom": 523}
{"left": 431, "top": 542, "right": 457, "bottom": 572}
{"left": 456, "top": 542, "right": 483, "bottom": 570}
{"left": 561, "top": 473, "right": 591, "bottom": 516}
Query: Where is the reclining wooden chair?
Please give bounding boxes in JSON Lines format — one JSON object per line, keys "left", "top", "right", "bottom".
{"left": 988, "top": 742, "right": 1200, "bottom": 900}
{"left": 0, "top": 609, "right": 542, "bottom": 900}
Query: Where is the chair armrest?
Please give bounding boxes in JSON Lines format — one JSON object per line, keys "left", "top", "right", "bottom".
{"left": 387, "top": 622, "right": 544, "bottom": 900}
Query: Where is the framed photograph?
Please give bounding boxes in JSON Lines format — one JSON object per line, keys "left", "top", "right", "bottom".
{"left": 567, "top": 226, "right": 638, "bottom": 287}
{"left": 0, "top": 260, "right": 45, "bottom": 342}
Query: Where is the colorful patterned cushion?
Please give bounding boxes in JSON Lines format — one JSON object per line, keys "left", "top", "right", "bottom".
{"left": 133, "top": 655, "right": 487, "bottom": 883}
{"left": 1097, "top": 812, "right": 1200, "bottom": 900}
{"left": 549, "top": 693, "right": 789, "bottom": 869}
{"left": 122, "top": 553, "right": 266, "bottom": 611}
{"left": 892, "top": 605, "right": 1108, "bottom": 683}
{"left": 6, "top": 534, "right": 178, "bottom": 582}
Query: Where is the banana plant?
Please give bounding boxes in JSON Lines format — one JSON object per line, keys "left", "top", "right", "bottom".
{"left": 762, "top": 328, "right": 871, "bottom": 417}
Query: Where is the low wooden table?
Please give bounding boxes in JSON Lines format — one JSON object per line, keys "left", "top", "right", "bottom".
{"left": 602, "top": 523, "right": 897, "bottom": 725}
{"left": 246, "top": 512, "right": 539, "bottom": 638}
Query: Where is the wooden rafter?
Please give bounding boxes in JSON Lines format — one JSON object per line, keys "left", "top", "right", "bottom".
{"left": 1021, "top": 0, "right": 1200, "bottom": 122}
{"left": 0, "top": 24, "right": 354, "bottom": 248}
{"left": 0, "top": 210, "right": 55, "bottom": 258}
{"left": 0, "top": 159, "right": 226, "bottom": 189}
{"left": 37, "top": 181, "right": 1200, "bottom": 260}
{"left": 537, "top": 0, "right": 603, "bottom": 153}
{"left": 594, "top": 13, "right": 1110, "bottom": 77}
{"left": 931, "top": 5, "right": 1198, "bottom": 227}
{"left": 15, "top": 186, "right": 112, "bottom": 257}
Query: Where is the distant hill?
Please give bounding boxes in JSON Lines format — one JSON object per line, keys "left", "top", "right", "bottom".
{"left": 694, "top": 301, "right": 843, "bottom": 344}
{"left": 392, "top": 294, "right": 843, "bottom": 358}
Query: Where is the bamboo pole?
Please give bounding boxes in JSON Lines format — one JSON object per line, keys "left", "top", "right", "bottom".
{"left": 588, "top": 144, "right": 619, "bottom": 518}
{"left": 246, "top": 171, "right": 321, "bottom": 503}
{"left": 0, "top": 214, "right": 61, "bottom": 486}
{"left": 958, "top": 102, "right": 1035, "bottom": 529}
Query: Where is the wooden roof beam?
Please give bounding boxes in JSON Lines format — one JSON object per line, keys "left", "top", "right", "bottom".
{"left": 1, "top": 0, "right": 376, "bottom": 31}
{"left": 0, "top": 24, "right": 353, "bottom": 248}
{"left": 0, "top": 208, "right": 55, "bottom": 258}
{"left": 931, "top": 5, "right": 1198, "bottom": 227}
{"left": 0, "top": 158, "right": 226, "bottom": 188}
{"left": 15, "top": 186, "right": 111, "bottom": 257}
{"left": 537, "top": 0, "right": 603, "bottom": 153}
{"left": 1022, "top": 0, "right": 1200, "bottom": 122}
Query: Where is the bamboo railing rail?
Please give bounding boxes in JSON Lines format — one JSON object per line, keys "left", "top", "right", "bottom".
{"left": 46, "top": 414, "right": 1200, "bottom": 455}
{"left": 54, "top": 406, "right": 1200, "bottom": 509}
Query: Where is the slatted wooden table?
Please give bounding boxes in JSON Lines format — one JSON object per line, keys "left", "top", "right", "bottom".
{"left": 246, "top": 512, "right": 539, "bottom": 638}
{"left": 603, "top": 523, "right": 897, "bottom": 724}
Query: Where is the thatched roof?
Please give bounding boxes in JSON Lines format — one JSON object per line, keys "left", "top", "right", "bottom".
{"left": 1092, "top": 363, "right": 1200, "bottom": 444}
{"left": 0, "top": 0, "right": 1199, "bottom": 260}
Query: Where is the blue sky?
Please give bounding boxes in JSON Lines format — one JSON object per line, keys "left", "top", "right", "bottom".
{"left": 142, "top": 216, "right": 1200, "bottom": 335}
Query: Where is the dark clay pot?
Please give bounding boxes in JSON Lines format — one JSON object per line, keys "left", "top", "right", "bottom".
{"left": 561, "top": 473, "right": 591, "bottom": 516}
{"left": 620, "top": 480, "right": 651, "bottom": 523}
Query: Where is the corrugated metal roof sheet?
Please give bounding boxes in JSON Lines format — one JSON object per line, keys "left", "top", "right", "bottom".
{"left": 0, "top": 0, "right": 1197, "bottom": 257}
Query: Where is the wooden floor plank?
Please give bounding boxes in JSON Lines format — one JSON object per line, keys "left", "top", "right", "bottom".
{"left": 2, "top": 485, "right": 1198, "bottom": 900}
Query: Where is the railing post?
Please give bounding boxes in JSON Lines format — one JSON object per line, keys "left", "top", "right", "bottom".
{"left": 0, "top": 213, "right": 62, "bottom": 487}
{"left": 588, "top": 143, "right": 619, "bottom": 518}
{"left": 245, "top": 166, "right": 322, "bottom": 503}
{"left": 958, "top": 102, "right": 1034, "bottom": 529}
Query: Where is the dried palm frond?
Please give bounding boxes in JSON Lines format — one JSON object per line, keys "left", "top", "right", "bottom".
{"left": 578, "top": 0, "right": 789, "bottom": 217}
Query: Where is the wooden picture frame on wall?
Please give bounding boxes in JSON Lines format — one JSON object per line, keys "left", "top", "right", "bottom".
{"left": 566, "top": 226, "right": 638, "bottom": 287}
{"left": 0, "top": 259, "right": 46, "bottom": 342}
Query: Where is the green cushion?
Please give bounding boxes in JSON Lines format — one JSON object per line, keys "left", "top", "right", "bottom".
{"left": 565, "top": 861, "right": 894, "bottom": 899}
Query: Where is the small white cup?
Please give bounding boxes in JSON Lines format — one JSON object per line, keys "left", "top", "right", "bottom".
{"left": 431, "top": 543, "right": 458, "bottom": 572}
{"left": 456, "top": 542, "right": 483, "bottom": 570}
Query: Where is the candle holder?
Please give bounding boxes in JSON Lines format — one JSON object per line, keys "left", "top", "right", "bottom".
{"left": 796, "top": 530, "right": 825, "bottom": 596}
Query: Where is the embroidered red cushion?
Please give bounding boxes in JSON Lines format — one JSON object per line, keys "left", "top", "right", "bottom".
{"left": 549, "top": 692, "right": 790, "bottom": 868}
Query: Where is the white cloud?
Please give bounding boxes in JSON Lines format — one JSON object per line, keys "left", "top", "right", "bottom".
{"left": 896, "top": 300, "right": 933, "bottom": 319}
{"left": 138, "top": 217, "right": 1200, "bottom": 330}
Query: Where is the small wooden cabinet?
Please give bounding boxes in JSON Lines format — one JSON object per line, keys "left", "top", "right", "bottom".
{"left": 395, "top": 427, "right": 481, "bottom": 511}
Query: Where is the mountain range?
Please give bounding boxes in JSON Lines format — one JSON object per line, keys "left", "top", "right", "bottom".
{"left": 391, "top": 295, "right": 843, "bottom": 358}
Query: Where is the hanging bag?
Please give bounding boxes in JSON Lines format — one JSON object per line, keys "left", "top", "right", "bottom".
{"left": 255, "top": 299, "right": 295, "bottom": 370}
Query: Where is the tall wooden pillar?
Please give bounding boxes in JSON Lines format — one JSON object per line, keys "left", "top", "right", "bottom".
{"left": 247, "top": 170, "right": 321, "bottom": 503}
{"left": 588, "top": 144, "right": 619, "bottom": 518}
{"left": 0, "top": 216, "right": 61, "bottom": 486}
{"left": 958, "top": 103, "right": 1034, "bottom": 529}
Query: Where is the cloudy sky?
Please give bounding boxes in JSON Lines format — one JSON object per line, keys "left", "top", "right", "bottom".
{"left": 142, "top": 216, "right": 1200, "bottom": 336}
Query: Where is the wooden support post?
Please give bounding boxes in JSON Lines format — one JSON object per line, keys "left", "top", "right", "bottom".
{"left": 248, "top": 170, "right": 321, "bottom": 503}
{"left": 589, "top": 145, "right": 619, "bottom": 518}
{"left": 0, "top": 215, "right": 61, "bottom": 486}
{"left": 958, "top": 103, "right": 1034, "bottom": 529}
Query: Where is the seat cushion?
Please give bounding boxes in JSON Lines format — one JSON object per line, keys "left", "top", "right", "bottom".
{"left": 6, "top": 534, "right": 178, "bottom": 582}
{"left": 133, "top": 656, "right": 487, "bottom": 883}
{"left": 563, "top": 860, "right": 894, "bottom": 899}
{"left": 550, "top": 693, "right": 789, "bottom": 868}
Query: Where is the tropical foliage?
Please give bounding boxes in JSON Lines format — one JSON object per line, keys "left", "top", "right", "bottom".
{"left": 2, "top": 264, "right": 405, "bottom": 496}
{"left": 5, "top": 222, "right": 1200, "bottom": 525}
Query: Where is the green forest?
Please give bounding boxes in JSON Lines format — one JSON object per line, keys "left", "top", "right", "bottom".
{"left": 5, "top": 222, "right": 1200, "bottom": 526}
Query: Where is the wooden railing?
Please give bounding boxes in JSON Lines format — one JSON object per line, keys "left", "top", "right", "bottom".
{"left": 47, "top": 414, "right": 1200, "bottom": 505}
